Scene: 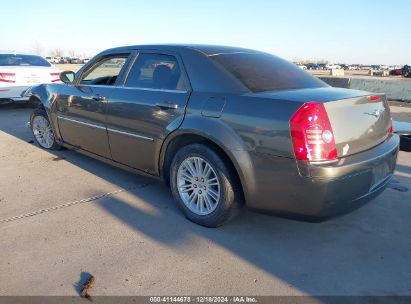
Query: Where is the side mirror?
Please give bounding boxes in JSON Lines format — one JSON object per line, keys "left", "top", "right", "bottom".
{"left": 60, "top": 71, "right": 76, "bottom": 84}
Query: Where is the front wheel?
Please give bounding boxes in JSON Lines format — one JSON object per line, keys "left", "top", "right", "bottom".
{"left": 30, "top": 108, "right": 61, "bottom": 150}
{"left": 170, "top": 144, "right": 243, "bottom": 227}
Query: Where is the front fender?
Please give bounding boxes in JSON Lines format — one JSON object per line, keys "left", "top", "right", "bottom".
{"left": 160, "top": 115, "right": 256, "bottom": 204}
{"left": 25, "top": 84, "right": 62, "bottom": 141}
{"left": 24, "top": 84, "right": 55, "bottom": 109}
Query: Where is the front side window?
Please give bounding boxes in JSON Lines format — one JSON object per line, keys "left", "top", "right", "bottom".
{"left": 80, "top": 55, "right": 128, "bottom": 86}
{"left": 125, "top": 53, "right": 186, "bottom": 91}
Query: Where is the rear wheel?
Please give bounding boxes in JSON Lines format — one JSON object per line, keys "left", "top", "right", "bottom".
{"left": 30, "top": 108, "right": 61, "bottom": 150}
{"left": 170, "top": 144, "right": 243, "bottom": 227}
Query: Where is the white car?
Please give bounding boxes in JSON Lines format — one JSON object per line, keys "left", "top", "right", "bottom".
{"left": 0, "top": 53, "right": 60, "bottom": 104}
{"left": 45, "top": 56, "right": 59, "bottom": 64}
{"left": 326, "top": 64, "right": 342, "bottom": 70}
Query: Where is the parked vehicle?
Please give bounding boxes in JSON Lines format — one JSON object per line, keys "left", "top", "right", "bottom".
{"left": 69, "top": 57, "right": 82, "bottom": 64}
{"left": 402, "top": 65, "right": 410, "bottom": 78}
{"left": 306, "top": 63, "right": 320, "bottom": 70}
{"left": 389, "top": 67, "right": 403, "bottom": 76}
{"left": 45, "top": 57, "right": 59, "bottom": 64}
{"left": 25, "top": 44, "right": 399, "bottom": 227}
{"left": 317, "top": 63, "right": 327, "bottom": 70}
{"left": 297, "top": 64, "right": 307, "bottom": 70}
{"left": 348, "top": 65, "right": 360, "bottom": 70}
{"left": 393, "top": 121, "right": 411, "bottom": 152}
{"left": 82, "top": 58, "right": 90, "bottom": 64}
{"left": 339, "top": 64, "right": 349, "bottom": 70}
{"left": 0, "top": 53, "right": 60, "bottom": 104}
{"left": 59, "top": 57, "right": 70, "bottom": 64}
{"left": 370, "top": 65, "right": 381, "bottom": 71}
{"left": 326, "top": 63, "right": 341, "bottom": 70}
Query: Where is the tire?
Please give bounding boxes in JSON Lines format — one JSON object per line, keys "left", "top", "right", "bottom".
{"left": 400, "top": 135, "right": 411, "bottom": 152}
{"left": 170, "top": 144, "right": 243, "bottom": 227}
{"left": 30, "top": 108, "right": 61, "bottom": 150}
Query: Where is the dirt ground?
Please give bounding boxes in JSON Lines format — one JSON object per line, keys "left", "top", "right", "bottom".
{"left": 55, "top": 64, "right": 83, "bottom": 72}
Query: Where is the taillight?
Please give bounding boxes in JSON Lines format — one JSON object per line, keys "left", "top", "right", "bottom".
{"left": 0, "top": 73, "right": 16, "bottom": 83}
{"left": 368, "top": 95, "right": 381, "bottom": 101}
{"left": 389, "top": 118, "right": 394, "bottom": 134}
{"left": 50, "top": 72, "right": 60, "bottom": 82}
{"left": 290, "top": 102, "right": 337, "bottom": 162}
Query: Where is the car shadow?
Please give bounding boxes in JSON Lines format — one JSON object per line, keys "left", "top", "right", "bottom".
{"left": 94, "top": 177, "right": 411, "bottom": 297}
{"left": 1, "top": 105, "right": 411, "bottom": 297}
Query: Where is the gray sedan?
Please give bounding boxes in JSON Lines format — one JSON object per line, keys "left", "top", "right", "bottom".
{"left": 26, "top": 44, "right": 399, "bottom": 227}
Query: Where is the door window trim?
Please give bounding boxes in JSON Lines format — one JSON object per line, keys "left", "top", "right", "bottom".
{"left": 120, "top": 50, "right": 192, "bottom": 93}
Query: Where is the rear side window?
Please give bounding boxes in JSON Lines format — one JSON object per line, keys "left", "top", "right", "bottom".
{"left": 0, "top": 54, "right": 51, "bottom": 67}
{"left": 210, "top": 52, "right": 327, "bottom": 93}
{"left": 125, "top": 53, "right": 186, "bottom": 91}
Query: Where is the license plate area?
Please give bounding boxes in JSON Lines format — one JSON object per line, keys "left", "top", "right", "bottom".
{"left": 27, "top": 78, "right": 41, "bottom": 84}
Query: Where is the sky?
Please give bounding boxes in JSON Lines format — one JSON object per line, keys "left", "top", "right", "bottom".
{"left": 1, "top": 0, "right": 410, "bottom": 65}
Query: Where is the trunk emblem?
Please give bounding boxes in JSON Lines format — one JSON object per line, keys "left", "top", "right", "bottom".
{"left": 364, "top": 109, "right": 384, "bottom": 118}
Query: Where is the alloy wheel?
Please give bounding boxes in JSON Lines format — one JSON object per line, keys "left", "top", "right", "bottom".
{"left": 176, "top": 156, "right": 221, "bottom": 215}
{"left": 32, "top": 115, "right": 55, "bottom": 149}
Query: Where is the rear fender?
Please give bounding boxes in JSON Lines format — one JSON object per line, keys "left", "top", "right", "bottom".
{"left": 159, "top": 115, "right": 256, "bottom": 204}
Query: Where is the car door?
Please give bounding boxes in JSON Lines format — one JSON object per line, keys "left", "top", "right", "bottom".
{"left": 105, "top": 51, "right": 191, "bottom": 175}
{"left": 56, "top": 53, "right": 131, "bottom": 158}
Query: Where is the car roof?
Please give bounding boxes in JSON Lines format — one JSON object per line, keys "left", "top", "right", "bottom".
{"left": 0, "top": 51, "right": 38, "bottom": 55}
{"left": 91, "top": 44, "right": 261, "bottom": 93}
{"left": 103, "top": 44, "right": 259, "bottom": 56}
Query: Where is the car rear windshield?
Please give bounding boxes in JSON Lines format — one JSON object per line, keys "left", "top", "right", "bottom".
{"left": 0, "top": 54, "right": 51, "bottom": 67}
{"left": 210, "top": 52, "right": 327, "bottom": 93}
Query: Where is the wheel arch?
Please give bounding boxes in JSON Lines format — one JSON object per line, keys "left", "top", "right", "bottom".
{"left": 27, "top": 85, "right": 62, "bottom": 141}
{"left": 28, "top": 95, "right": 45, "bottom": 109}
{"left": 159, "top": 124, "right": 256, "bottom": 205}
{"left": 26, "top": 84, "right": 53, "bottom": 110}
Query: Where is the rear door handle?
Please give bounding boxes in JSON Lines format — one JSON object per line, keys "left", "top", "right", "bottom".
{"left": 155, "top": 101, "right": 178, "bottom": 110}
{"left": 92, "top": 95, "right": 107, "bottom": 102}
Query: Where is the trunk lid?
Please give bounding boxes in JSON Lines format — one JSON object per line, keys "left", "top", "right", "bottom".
{"left": 0, "top": 66, "right": 60, "bottom": 86}
{"left": 254, "top": 87, "right": 392, "bottom": 158}
{"left": 324, "top": 93, "right": 391, "bottom": 157}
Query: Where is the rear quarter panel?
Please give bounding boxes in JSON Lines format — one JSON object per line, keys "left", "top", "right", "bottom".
{"left": 176, "top": 92, "right": 302, "bottom": 206}
{"left": 220, "top": 93, "right": 301, "bottom": 158}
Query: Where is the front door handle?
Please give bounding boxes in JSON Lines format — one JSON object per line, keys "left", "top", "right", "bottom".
{"left": 155, "top": 101, "right": 178, "bottom": 110}
{"left": 92, "top": 95, "right": 107, "bottom": 102}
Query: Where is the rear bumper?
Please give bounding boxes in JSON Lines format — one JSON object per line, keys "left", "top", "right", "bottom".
{"left": 247, "top": 134, "right": 400, "bottom": 220}
{"left": 0, "top": 86, "right": 30, "bottom": 103}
